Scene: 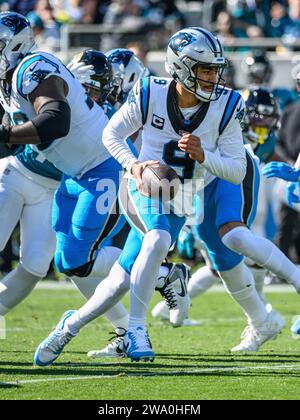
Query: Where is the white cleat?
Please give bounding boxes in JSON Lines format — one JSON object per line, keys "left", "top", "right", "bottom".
{"left": 151, "top": 300, "right": 169, "bottom": 321}
{"left": 231, "top": 310, "right": 285, "bottom": 353}
{"left": 87, "top": 327, "right": 126, "bottom": 359}
{"left": 34, "top": 310, "right": 76, "bottom": 366}
{"left": 156, "top": 263, "right": 191, "bottom": 327}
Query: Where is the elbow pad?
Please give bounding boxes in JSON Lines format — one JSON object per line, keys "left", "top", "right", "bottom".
{"left": 31, "top": 100, "right": 71, "bottom": 143}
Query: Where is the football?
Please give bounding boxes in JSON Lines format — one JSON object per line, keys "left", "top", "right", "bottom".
{"left": 140, "top": 163, "right": 180, "bottom": 201}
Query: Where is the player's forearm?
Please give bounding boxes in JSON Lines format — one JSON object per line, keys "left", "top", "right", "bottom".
{"left": 2, "top": 100, "right": 71, "bottom": 145}
{"left": 102, "top": 110, "right": 142, "bottom": 172}
{"left": 103, "top": 124, "right": 138, "bottom": 172}
{"left": 201, "top": 151, "right": 246, "bottom": 184}
{"left": 7, "top": 121, "right": 41, "bottom": 144}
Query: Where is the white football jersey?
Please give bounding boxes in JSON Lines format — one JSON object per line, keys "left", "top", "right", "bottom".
{"left": 103, "top": 76, "right": 246, "bottom": 189}
{"left": 0, "top": 51, "right": 110, "bottom": 178}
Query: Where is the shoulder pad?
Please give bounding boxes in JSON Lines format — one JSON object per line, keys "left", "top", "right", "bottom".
{"left": 219, "top": 90, "right": 244, "bottom": 135}
{"left": 14, "top": 53, "right": 62, "bottom": 99}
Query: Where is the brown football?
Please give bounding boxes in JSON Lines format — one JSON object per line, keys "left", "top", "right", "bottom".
{"left": 140, "top": 163, "right": 180, "bottom": 201}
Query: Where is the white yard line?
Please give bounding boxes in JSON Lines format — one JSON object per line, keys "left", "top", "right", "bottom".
{"left": 1, "top": 363, "right": 300, "bottom": 386}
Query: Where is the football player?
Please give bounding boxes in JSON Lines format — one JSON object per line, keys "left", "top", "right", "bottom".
{"left": 154, "top": 88, "right": 300, "bottom": 351}
{"left": 100, "top": 35, "right": 300, "bottom": 355}
{"left": 49, "top": 27, "right": 272, "bottom": 362}
{"left": 0, "top": 29, "right": 131, "bottom": 333}
{"left": 34, "top": 42, "right": 188, "bottom": 366}
{"left": 65, "top": 48, "right": 190, "bottom": 360}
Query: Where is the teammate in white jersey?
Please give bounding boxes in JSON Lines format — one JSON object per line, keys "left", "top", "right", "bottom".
{"left": 0, "top": 11, "right": 131, "bottom": 343}
{"left": 0, "top": 38, "right": 130, "bottom": 335}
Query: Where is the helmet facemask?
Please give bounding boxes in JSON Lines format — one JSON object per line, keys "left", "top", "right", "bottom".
{"left": 186, "top": 60, "right": 227, "bottom": 102}
{"left": 84, "top": 65, "right": 114, "bottom": 106}
{"left": 243, "top": 104, "right": 279, "bottom": 147}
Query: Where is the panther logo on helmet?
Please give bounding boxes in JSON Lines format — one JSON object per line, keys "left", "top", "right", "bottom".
{"left": 108, "top": 49, "right": 133, "bottom": 67}
{"left": 169, "top": 32, "right": 197, "bottom": 53}
{"left": 0, "top": 14, "right": 28, "bottom": 34}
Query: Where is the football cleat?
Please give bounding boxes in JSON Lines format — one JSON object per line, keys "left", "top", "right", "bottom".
{"left": 34, "top": 310, "right": 76, "bottom": 366}
{"left": 291, "top": 316, "right": 300, "bottom": 339}
{"left": 231, "top": 310, "right": 285, "bottom": 353}
{"left": 151, "top": 300, "right": 169, "bottom": 321}
{"left": 156, "top": 263, "right": 191, "bottom": 327}
{"left": 87, "top": 327, "right": 126, "bottom": 358}
{"left": 123, "top": 326, "right": 155, "bottom": 362}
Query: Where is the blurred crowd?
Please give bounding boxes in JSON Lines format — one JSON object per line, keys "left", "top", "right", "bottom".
{"left": 3, "top": 1, "right": 300, "bottom": 52}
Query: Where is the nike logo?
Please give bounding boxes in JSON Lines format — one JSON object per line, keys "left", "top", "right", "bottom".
{"left": 29, "top": 63, "right": 38, "bottom": 72}
{"left": 177, "top": 278, "right": 187, "bottom": 297}
{"left": 88, "top": 177, "right": 98, "bottom": 182}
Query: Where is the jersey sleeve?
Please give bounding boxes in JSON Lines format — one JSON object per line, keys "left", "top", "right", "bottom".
{"left": 102, "top": 79, "right": 144, "bottom": 171}
{"left": 202, "top": 94, "right": 247, "bottom": 184}
{"left": 15, "top": 53, "right": 64, "bottom": 99}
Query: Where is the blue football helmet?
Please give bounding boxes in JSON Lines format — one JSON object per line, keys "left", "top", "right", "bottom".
{"left": 106, "top": 48, "right": 149, "bottom": 104}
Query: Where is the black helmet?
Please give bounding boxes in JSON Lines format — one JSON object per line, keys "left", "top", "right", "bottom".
{"left": 243, "top": 87, "right": 279, "bottom": 147}
{"left": 242, "top": 49, "right": 273, "bottom": 85}
{"left": 75, "top": 49, "right": 113, "bottom": 105}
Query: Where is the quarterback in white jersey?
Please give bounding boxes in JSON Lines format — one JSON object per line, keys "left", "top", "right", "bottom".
{"left": 101, "top": 27, "right": 299, "bottom": 358}
{"left": 99, "top": 27, "right": 249, "bottom": 361}
{"left": 153, "top": 87, "right": 300, "bottom": 351}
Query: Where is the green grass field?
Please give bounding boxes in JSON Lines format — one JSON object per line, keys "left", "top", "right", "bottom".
{"left": 0, "top": 283, "right": 300, "bottom": 400}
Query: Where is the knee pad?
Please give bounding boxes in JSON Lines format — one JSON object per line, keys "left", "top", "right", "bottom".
{"left": 221, "top": 226, "right": 255, "bottom": 256}
{"left": 21, "top": 241, "right": 56, "bottom": 278}
{"left": 143, "top": 230, "right": 171, "bottom": 257}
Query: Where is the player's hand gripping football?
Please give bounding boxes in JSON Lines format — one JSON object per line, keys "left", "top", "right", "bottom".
{"left": 178, "top": 132, "right": 205, "bottom": 163}
{"left": 131, "top": 160, "right": 159, "bottom": 191}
